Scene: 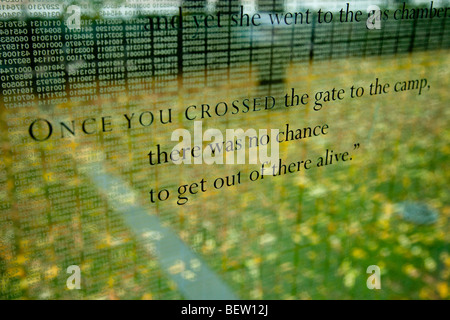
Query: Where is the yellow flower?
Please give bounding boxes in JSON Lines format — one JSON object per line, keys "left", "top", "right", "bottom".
{"left": 351, "top": 248, "right": 367, "bottom": 259}
{"left": 142, "top": 293, "right": 153, "bottom": 300}
{"left": 437, "top": 282, "right": 448, "bottom": 299}
{"left": 45, "top": 265, "right": 60, "bottom": 280}
{"left": 16, "top": 254, "right": 28, "bottom": 265}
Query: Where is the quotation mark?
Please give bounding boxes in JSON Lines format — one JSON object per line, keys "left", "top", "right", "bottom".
{"left": 353, "top": 143, "right": 360, "bottom": 150}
